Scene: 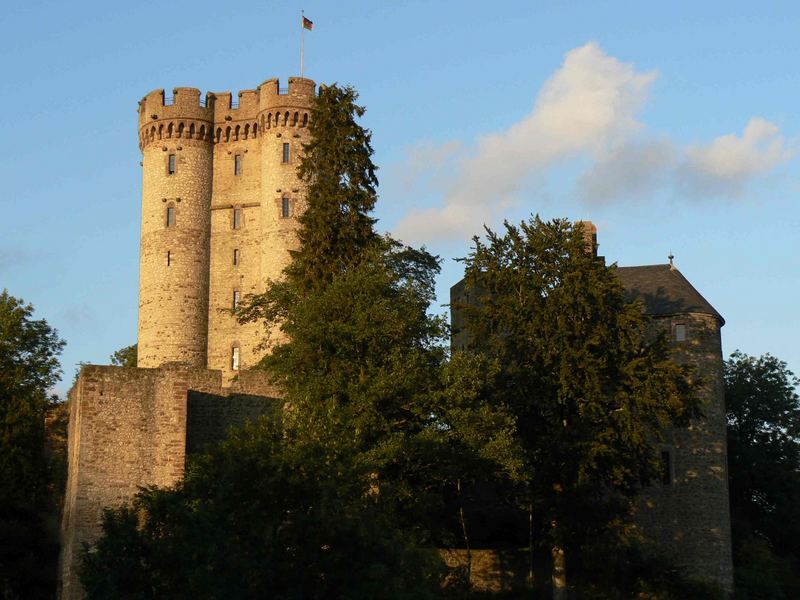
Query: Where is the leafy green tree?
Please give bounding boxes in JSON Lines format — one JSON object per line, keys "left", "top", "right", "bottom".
{"left": 109, "top": 343, "right": 137, "bottom": 368}
{"left": 81, "top": 419, "right": 442, "bottom": 600}
{"left": 724, "top": 351, "right": 800, "bottom": 598}
{"left": 0, "top": 290, "right": 65, "bottom": 599}
{"left": 455, "top": 217, "right": 695, "bottom": 595}
{"left": 237, "top": 84, "right": 517, "bottom": 545}
{"left": 82, "top": 83, "right": 518, "bottom": 595}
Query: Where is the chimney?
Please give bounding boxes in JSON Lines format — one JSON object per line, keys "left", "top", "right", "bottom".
{"left": 577, "top": 220, "right": 598, "bottom": 258}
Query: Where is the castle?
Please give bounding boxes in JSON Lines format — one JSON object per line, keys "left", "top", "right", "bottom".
{"left": 59, "top": 77, "right": 733, "bottom": 598}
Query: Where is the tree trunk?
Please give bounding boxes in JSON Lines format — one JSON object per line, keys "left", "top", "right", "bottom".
{"left": 551, "top": 521, "right": 566, "bottom": 600}
{"left": 457, "top": 478, "right": 472, "bottom": 591}
{"left": 528, "top": 502, "right": 535, "bottom": 588}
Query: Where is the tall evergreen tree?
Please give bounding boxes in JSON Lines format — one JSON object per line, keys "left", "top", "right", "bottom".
{"left": 455, "top": 217, "right": 695, "bottom": 595}
{"left": 287, "top": 83, "right": 380, "bottom": 294}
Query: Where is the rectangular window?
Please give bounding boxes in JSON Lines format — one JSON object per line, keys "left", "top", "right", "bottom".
{"left": 282, "top": 143, "right": 290, "bottom": 163}
{"left": 660, "top": 450, "right": 672, "bottom": 485}
{"left": 282, "top": 197, "right": 290, "bottom": 218}
{"left": 233, "top": 248, "right": 239, "bottom": 266}
{"left": 231, "top": 347, "right": 240, "bottom": 371}
{"left": 233, "top": 290, "right": 240, "bottom": 310}
{"left": 167, "top": 250, "right": 171, "bottom": 266}
{"left": 674, "top": 323, "right": 686, "bottom": 342}
{"left": 168, "top": 154, "right": 176, "bottom": 174}
{"left": 166, "top": 206, "right": 175, "bottom": 227}
{"left": 234, "top": 154, "right": 242, "bottom": 175}
{"left": 233, "top": 208, "right": 242, "bottom": 229}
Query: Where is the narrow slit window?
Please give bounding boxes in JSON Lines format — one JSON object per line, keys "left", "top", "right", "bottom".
{"left": 660, "top": 450, "right": 672, "bottom": 485}
{"left": 166, "top": 206, "right": 175, "bottom": 227}
{"left": 233, "top": 248, "right": 239, "bottom": 266}
{"left": 166, "top": 250, "right": 171, "bottom": 266}
{"left": 233, "top": 208, "right": 242, "bottom": 229}
{"left": 282, "top": 142, "right": 290, "bottom": 163}
{"left": 168, "top": 154, "right": 176, "bottom": 174}
{"left": 231, "top": 346, "right": 240, "bottom": 371}
{"left": 233, "top": 290, "right": 240, "bottom": 310}
{"left": 674, "top": 323, "right": 686, "bottom": 342}
{"left": 281, "top": 197, "right": 290, "bottom": 218}
{"left": 234, "top": 154, "right": 242, "bottom": 175}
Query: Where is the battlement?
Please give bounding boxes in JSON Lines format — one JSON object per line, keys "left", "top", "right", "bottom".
{"left": 258, "top": 77, "right": 315, "bottom": 111}
{"left": 138, "top": 88, "right": 216, "bottom": 150}
{"left": 139, "top": 78, "right": 316, "bottom": 149}
{"left": 138, "top": 87, "right": 215, "bottom": 127}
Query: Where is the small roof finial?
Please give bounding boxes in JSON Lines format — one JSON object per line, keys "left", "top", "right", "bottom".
{"left": 668, "top": 251, "right": 675, "bottom": 270}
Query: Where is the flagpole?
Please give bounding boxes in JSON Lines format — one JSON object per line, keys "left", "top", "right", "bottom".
{"left": 300, "top": 9, "right": 305, "bottom": 79}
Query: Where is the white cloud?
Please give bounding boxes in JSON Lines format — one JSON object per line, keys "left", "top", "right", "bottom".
{"left": 576, "top": 138, "right": 676, "bottom": 204}
{"left": 395, "top": 42, "right": 657, "bottom": 242}
{"left": 392, "top": 44, "right": 795, "bottom": 243}
{"left": 681, "top": 117, "right": 793, "bottom": 194}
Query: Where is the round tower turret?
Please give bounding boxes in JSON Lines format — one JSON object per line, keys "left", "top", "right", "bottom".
{"left": 137, "top": 88, "right": 215, "bottom": 367}
{"left": 257, "top": 78, "right": 316, "bottom": 287}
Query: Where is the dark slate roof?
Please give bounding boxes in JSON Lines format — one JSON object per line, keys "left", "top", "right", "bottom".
{"left": 614, "top": 264, "right": 724, "bottom": 325}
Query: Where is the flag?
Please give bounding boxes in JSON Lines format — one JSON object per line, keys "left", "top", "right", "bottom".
{"left": 302, "top": 16, "right": 313, "bottom": 30}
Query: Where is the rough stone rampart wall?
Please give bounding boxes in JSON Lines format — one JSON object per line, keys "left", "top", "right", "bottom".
{"left": 59, "top": 365, "right": 280, "bottom": 600}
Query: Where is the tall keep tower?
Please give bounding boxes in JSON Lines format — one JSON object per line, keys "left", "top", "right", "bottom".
{"left": 137, "top": 78, "right": 316, "bottom": 378}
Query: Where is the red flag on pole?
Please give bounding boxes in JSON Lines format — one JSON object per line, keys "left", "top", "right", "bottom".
{"left": 302, "top": 16, "right": 313, "bottom": 30}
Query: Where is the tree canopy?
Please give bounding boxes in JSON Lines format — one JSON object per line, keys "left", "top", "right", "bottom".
{"left": 0, "top": 290, "right": 65, "bottom": 599}
{"left": 725, "top": 351, "right": 800, "bottom": 598}
{"left": 455, "top": 217, "right": 695, "bottom": 586}
{"left": 109, "top": 344, "right": 137, "bottom": 368}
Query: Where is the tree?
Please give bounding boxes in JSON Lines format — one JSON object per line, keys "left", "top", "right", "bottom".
{"left": 237, "top": 84, "right": 516, "bottom": 545}
{"left": 286, "top": 83, "right": 380, "bottom": 295}
{"left": 109, "top": 343, "right": 137, "bottom": 368}
{"left": 455, "top": 217, "right": 695, "bottom": 596}
{"left": 0, "top": 290, "right": 65, "bottom": 599}
{"left": 83, "top": 83, "right": 517, "bottom": 594}
{"left": 724, "top": 351, "right": 800, "bottom": 598}
{"left": 81, "top": 419, "right": 443, "bottom": 600}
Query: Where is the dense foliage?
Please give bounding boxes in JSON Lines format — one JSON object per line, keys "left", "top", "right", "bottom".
{"left": 80, "top": 88, "right": 720, "bottom": 598}
{"left": 725, "top": 351, "right": 800, "bottom": 599}
{"left": 82, "top": 85, "right": 513, "bottom": 597}
{"left": 455, "top": 217, "right": 696, "bottom": 590}
{"left": 109, "top": 344, "right": 137, "bottom": 368}
{"left": 0, "top": 290, "right": 65, "bottom": 599}
{"left": 81, "top": 419, "right": 442, "bottom": 600}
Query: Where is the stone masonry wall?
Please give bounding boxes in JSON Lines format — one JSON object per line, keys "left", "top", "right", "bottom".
{"left": 59, "top": 365, "right": 279, "bottom": 600}
{"left": 137, "top": 78, "right": 315, "bottom": 378}
{"left": 633, "top": 313, "right": 734, "bottom": 592}
{"left": 137, "top": 88, "right": 213, "bottom": 368}
{"left": 207, "top": 102, "right": 264, "bottom": 380}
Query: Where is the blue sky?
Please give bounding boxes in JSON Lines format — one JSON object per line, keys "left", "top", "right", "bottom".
{"left": 1, "top": 1, "right": 798, "bottom": 394}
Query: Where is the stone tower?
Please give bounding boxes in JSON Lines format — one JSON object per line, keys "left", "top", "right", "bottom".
{"left": 136, "top": 78, "right": 316, "bottom": 379}
{"left": 137, "top": 88, "right": 214, "bottom": 368}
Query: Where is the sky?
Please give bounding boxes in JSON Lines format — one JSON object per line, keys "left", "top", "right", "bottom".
{"left": 1, "top": 1, "right": 798, "bottom": 395}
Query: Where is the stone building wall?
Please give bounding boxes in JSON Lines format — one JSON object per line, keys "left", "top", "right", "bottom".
{"left": 59, "top": 365, "right": 280, "bottom": 600}
{"left": 633, "top": 313, "right": 734, "bottom": 591}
